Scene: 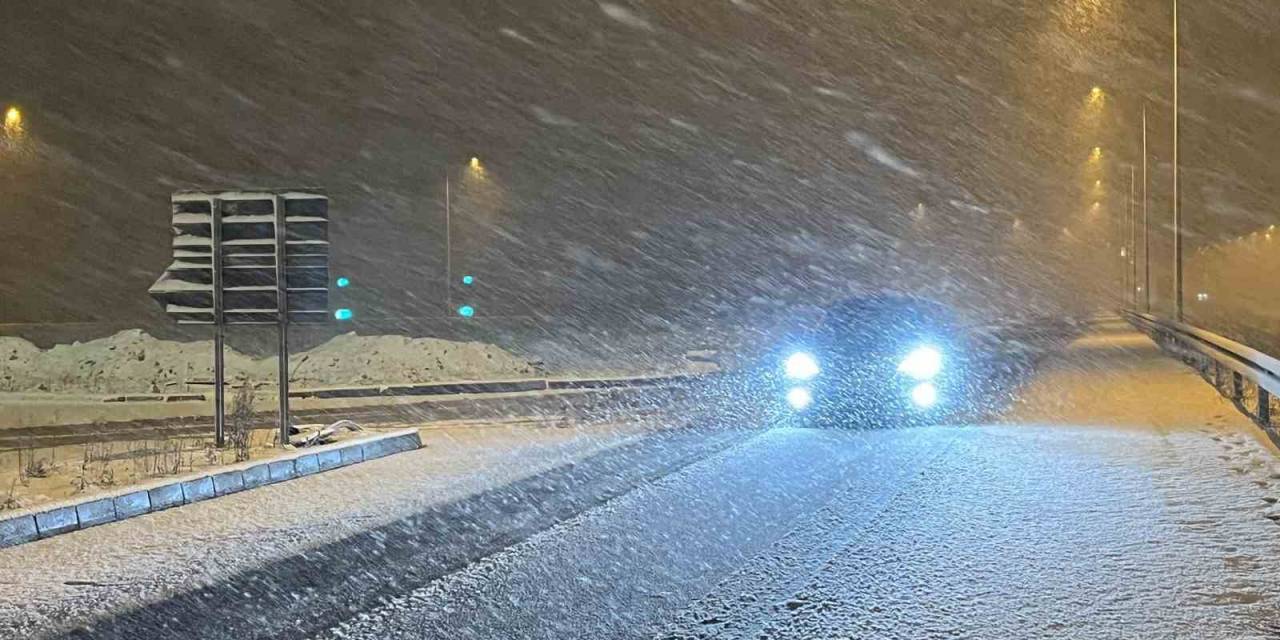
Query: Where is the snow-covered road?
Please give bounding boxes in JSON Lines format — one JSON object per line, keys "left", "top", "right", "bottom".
{"left": 6, "top": 321, "right": 1280, "bottom": 639}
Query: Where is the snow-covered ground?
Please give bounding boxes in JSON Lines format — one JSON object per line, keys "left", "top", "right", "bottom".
{"left": 0, "top": 417, "right": 723, "bottom": 638}
{"left": 323, "top": 322, "right": 1280, "bottom": 640}
{"left": 3, "top": 320, "right": 1279, "bottom": 639}
{"left": 0, "top": 330, "right": 539, "bottom": 395}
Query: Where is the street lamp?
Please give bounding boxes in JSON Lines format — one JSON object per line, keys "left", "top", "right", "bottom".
{"left": 445, "top": 156, "right": 485, "bottom": 315}
{"left": 1172, "top": 0, "right": 1184, "bottom": 321}
{"left": 3, "top": 106, "right": 22, "bottom": 137}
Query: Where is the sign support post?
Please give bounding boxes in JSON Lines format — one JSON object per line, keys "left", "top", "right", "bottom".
{"left": 274, "top": 194, "right": 292, "bottom": 446}
{"left": 152, "top": 189, "right": 329, "bottom": 448}
{"left": 211, "top": 197, "right": 226, "bottom": 448}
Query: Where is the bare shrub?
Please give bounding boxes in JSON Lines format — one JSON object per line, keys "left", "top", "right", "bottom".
{"left": 229, "top": 382, "right": 256, "bottom": 462}
{"left": 19, "top": 445, "right": 50, "bottom": 483}
{"left": 1, "top": 478, "right": 19, "bottom": 511}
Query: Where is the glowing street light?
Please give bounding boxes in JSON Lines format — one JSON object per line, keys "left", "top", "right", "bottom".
{"left": 1090, "top": 146, "right": 1103, "bottom": 161}
{"left": 3, "top": 106, "right": 23, "bottom": 137}
{"left": 458, "top": 305, "right": 475, "bottom": 318}
{"left": 469, "top": 156, "right": 482, "bottom": 170}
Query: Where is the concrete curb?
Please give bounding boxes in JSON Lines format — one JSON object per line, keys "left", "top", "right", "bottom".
{"left": 0, "top": 428, "right": 422, "bottom": 549}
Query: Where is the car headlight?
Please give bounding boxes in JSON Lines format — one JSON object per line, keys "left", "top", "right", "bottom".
{"left": 786, "top": 387, "right": 813, "bottom": 410}
{"left": 784, "top": 352, "right": 820, "bottom": 380}
{"left": 897, "top": 345, "right": 942, "bottom": 381}
{"left": 910, "top": 382, "right": 938, "bottom": 409}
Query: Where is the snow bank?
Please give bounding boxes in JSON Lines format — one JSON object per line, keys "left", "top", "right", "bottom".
{"left": 0, "top": 330, "right": 539, "bottom": 394}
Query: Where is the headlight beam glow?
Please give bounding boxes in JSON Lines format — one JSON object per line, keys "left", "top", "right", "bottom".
{"left": 898, "top": 345, "right": 943, "bottom": 381}
{"left": 786, "top": 387, "right": 813, "bottom": 411}
{"left": 784, "top": 352, "right": 820, "bottom": 380}
{"left": 910, "top": 382, "right": 938, "bottom": 409}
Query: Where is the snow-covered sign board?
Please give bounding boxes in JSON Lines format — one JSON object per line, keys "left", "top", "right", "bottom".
{"left": 148, "top": 189, "right": 330, "bottom": 448}
{"left": 149, "top": 189, "right": 330, "bottom": 324}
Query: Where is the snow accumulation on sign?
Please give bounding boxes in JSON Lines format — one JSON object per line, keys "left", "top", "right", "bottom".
{"left": 148, "top": 190, "right": 330, "bottom": 325}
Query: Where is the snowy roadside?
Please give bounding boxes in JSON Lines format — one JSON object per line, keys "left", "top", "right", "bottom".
{"left": 0, "top": 330, "right": 540, "bottom": 396}
{"left": 995, "top": 318, "right": 1280, "bottom": 455}
{"left": 0, "top": 415, "right": 691, "bottom": 638}
{"left": 0, "top": 384, "right": 689, "bottom": 516}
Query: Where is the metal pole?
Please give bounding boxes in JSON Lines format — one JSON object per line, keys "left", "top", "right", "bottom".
{"left": 274, "top": 194, "right": 291, "bottom": 447}
{"left": 1260, "top": 388, "right": 1272, "bottom": 426}
{"left": 1129, "top": 164, "right": 1136, "bottom": 307}
{"left": 445, "top": 172, "right": 452, "bottom": 314}
{"left": 1173, "top": 0, "right": 1183, "bottom": 320}
{"left": 211, "top": 197, "right": 225, "bottom": 448}
{"left": 1143, "top": 104, "right": 1150, "bottom": 312}
{"left": 1120, "top": 175, "right": 1129, "bottom": 309}
{"left": 214, "top": 325, "right": 225, "bottom": 447}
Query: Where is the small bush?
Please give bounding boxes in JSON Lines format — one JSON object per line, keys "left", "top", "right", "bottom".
{"left": 229, "top": 382, "right": 256, "bottom": 462}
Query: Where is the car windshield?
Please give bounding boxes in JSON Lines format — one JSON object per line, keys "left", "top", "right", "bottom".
{"left": 3, "top": 2, "right": 1280, "bottom": 639}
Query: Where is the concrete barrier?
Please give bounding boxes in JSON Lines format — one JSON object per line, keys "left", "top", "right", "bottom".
{"left": 0, "top": 428, "right": 422, "bottom": 550}
{"left": 0, "top": 515, "right": 37, "bottom": 547}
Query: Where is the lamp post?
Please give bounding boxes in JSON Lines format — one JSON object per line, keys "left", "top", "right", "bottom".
{"left": 1142, "top": 104, "right": 1150, "bottom": 312}
{"left": 445, "top": 157, "right": 484, "bottom": 317}
{"left": 1172, "top": 0, "right": 1183, "bottom": 320}
{"left": 445, "top": 170, "right": 452, "bottom": 315}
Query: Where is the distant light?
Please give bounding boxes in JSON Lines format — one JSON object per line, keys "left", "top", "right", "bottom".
{"left": 898, "top": 345, "right": 943, "bottom": 381}
{"left": 1095, "top": 180, "right": 1102, "bottom": 187}
{"left": 1120, "top": 248, "right": 1127, "bottom": 257}
{"left": 1089, "top": 86, "right": 1105, "bottom": 102}
{"left": 786, "top": 387, "right": 813, "bottom": 411}
{"left": 334, "top": 308, "right": 354, "bottom": 321}
{"left": 461, "top": 275, "right": 475, "bottom": 285}
{"left": 3, "top": 106, "right": 21, "bottom": 135}
{"left": 335, "top": 277, "right": 350, "bottom": 288}
{"left": 783, "top": 352, "right": 820, "bottom": 380}
{"left": 469, "top": 157, "right": 481, "bottom": 169}
{"left": 1196, "top": 292, "right": 1209, "bottom": 302}
{"left": 458, "top": 305, "right": 475, "bottom": 317}
{"left": 1090, "top": 146, "right": 1102, "bottom": 161}
{"left": 910, "top": 382, "right": 938, "bottom": 409}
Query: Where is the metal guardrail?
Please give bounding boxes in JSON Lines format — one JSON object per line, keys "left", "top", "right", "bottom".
{"left": 1, "top": 372, "right": 707, "bottom": 450}
{"left": 1124, "top": 310, "right": 1278, "bottom": 432}
{"left": 98, "top": 372, "right": 705, "bottom": 403}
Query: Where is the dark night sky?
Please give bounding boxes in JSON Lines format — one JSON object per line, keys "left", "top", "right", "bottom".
{"left": 1, "top": 1, "right": 1278, "bottom": 348}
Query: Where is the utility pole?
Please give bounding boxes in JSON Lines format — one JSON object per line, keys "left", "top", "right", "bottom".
{"left": 445, "top": 171, "right": 452, "bottom": 315}
{"left": 1172, "top": 0, "right": 1184, "bottom": 320}
{"left": 1143, "top": 104, "right": 1150, "bottom": 312}
{"left": 1129, "top": 164, "right": 1137, "bottom": 308}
